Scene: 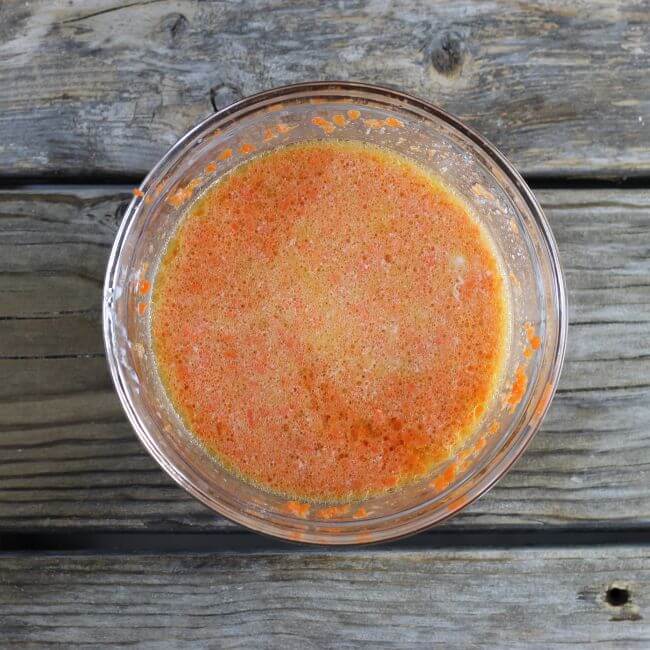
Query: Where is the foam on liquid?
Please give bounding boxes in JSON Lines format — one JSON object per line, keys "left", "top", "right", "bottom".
{"left": 152, "top": 141, "right": 508, "bottom": 501}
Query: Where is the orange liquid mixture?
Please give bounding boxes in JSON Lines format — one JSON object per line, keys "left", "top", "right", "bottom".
{"left": 152, "top": 141, "right": 508, "bottom": 501}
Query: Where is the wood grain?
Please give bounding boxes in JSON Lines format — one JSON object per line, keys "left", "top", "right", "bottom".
{"left": 0, "top": 187, "right": 648, "bottom": 532}
{"left": 0, "top": 0, "right": 649, "bottom": 178}
{"left": 0, "top": 547, "right": 648, "bottom": 647}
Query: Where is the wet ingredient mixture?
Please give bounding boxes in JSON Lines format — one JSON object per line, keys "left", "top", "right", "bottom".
{"left": 152, "top": 141, "right": 508, "bottom": 502}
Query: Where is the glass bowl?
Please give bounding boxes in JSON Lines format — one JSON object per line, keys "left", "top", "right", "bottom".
{"left": 103, "top": 81, "right": 567, "bottom": 545}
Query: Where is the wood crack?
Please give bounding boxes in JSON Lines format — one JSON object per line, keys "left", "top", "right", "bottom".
{"left": 60, "top": 0, "right": 168, "bottom": 25}
{"left": 556, "top": 383, "right": 650, "bottom": 394}
{"left": 0, "top": 353, "right": 105, "bottom": 360}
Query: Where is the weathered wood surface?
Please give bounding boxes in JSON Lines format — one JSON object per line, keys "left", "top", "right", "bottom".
{"left": 0, "top": 547, "right": 648, "bottom": 647}
{"left": 1, "top": 188, "right": 648, "bottom": 532}
{"left": 1, "top": 0, "right": 649, "bottom": 179}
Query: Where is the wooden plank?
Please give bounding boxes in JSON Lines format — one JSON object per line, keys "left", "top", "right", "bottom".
{"left": 0, "top": 0, "right": 649, "bottom": 178}
{"left": 0, "top": 547, "right": 648, "bottom": 647}
{"left": 0, "top": 188, "right": 649, "bottom": 531}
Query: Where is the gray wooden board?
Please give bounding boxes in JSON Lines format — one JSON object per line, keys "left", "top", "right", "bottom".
{"left": 0, "top": 187, "right": 648, "bottom": 532}
{"left": 1, "top": 0, "right": 649, "bottom": 178}
{"left": 0, "top": 546, "right": 648, "bottom": 648}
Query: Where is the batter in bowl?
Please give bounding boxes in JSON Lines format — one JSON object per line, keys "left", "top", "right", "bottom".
{"left": 152, "top": 141, "right": 508, "bottom": 502}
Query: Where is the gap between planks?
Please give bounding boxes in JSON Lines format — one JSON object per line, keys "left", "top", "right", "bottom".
{"left": 2, "top": 529, "right": 650, "bottom": 555}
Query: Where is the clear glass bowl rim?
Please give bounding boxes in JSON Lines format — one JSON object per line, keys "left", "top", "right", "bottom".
{"left": 103, "top": 80, "right": 568, "bottom": 545}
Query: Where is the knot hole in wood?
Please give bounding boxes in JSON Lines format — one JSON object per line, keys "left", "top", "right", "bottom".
{"left": 115, "top": 200, "right": 130, "bottom": 225}
{"left": 606, "top": 586, "right": 630, "bottom": 607}
{"left": 602, "top": 582, "right": 642, "bottom": 622}
{"left": 161, "top": 13, "right": 189, "bottom": 45}
{"left": 430, "top": 31, "right": 465, "bottom": 78}
{"left": 210, "top": 83, "right": 244, "bottom": 112}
